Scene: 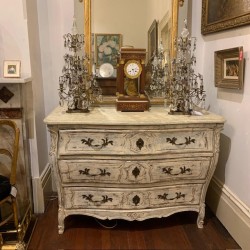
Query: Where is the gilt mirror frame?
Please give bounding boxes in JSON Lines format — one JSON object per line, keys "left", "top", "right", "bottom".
{"left": 83, "top": 0, "right": 181, "bottom": 104}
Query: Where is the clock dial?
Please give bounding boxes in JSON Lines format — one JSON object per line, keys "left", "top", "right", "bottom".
{"left": 124, "top": 60, "right": 142, "bottom": 79}
{"left": 99, "top": 63, "right": 114, "bottom": 78}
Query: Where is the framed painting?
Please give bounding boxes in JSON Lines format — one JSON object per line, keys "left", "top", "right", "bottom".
{"left": 95, "top": 34, "right": 121, "bottom": 68}
{"left": 3, "top": 60, "right": 21, "bottom": 78}
{"left": 159, "top": 12, "right": 171, "bottom": 64}
{"left": 201, "top": 0, "right": 250, "bottom": 35}
{"left": 214, "top": 47, "right": 244, "bottom": 89}
{"left": 148, "top": 20, "right": 158, "bottom": 62}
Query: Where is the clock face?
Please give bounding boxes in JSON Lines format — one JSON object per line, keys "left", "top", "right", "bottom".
{"left": 99, "top": 63, "right": 114, "bottom": 78}
{"left": 124, "top": 60, "right": 142, "bottom": 79}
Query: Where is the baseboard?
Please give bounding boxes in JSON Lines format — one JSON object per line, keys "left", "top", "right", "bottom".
{"left": 32, "top": 163, "right": 52, "bottom": 213}
{"left": 206, "top": 176, "right": 250, "bottom": 250}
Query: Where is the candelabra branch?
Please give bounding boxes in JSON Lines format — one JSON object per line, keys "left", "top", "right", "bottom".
{"left": 147, "top": 19, "right": 206, "bottom": 115}
{"left": 58, "top": 18, "right": 102, "bottom": 113}
{"left": 166, "top": 19, "right": 206, "bottom": 115}
{"left": 146, "top": 40, "right": 168, "bottom": 98}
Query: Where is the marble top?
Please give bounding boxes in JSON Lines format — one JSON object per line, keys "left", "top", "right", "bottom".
{"left": 44, "top": 105, "right": 225, "bottom": 126}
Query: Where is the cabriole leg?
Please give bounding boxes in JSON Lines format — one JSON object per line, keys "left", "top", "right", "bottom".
{"left": 58, "top": 207, "right": 65, "bottom": 234}
{"left": 197, "top": 202, "right": 205, "bottom": 228}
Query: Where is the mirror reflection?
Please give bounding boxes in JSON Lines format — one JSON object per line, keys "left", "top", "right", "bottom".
{"left": 76, "top": 0, "right": 190, "bottom": 99}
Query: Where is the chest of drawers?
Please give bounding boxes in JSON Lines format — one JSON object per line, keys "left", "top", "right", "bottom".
{"left": 44, "top": 106, "right": 224, "bottom": 234}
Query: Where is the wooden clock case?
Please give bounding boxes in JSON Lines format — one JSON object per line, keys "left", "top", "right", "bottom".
{"left": 116, "top": 48, "right": 150, "bottom": 112}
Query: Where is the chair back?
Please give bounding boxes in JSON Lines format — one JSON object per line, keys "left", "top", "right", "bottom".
{"left": 0, "top": 120, "right": 20, "bottom": 186}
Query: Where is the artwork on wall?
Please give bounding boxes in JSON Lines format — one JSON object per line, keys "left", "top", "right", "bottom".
{"left": 159, "top": 12, "right": 171, "bottom": 63}
{"left": 3, "top": 60, "right": 21, "bottom": 78}
{"left": 148, "top": 20, "right": 158, "bottom": 62}
{"left": 214, "top": 47, "right": 244, "bottom": 89}
{"left": 201, "top": 0, "right": 250, "bottom": 35}
{"left": 95, "top": 34, "right": 122, "bottom": 68}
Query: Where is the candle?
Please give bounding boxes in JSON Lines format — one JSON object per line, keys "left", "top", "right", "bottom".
{"left": 92, "top": 63, "right": 96, "bottom": 75}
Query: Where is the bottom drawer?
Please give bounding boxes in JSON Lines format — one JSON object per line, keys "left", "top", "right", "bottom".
{"left": 63, "top": 184, "right": 202, "bottom": 210}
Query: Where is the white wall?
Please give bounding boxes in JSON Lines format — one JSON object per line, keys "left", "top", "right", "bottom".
{"left": 0, "top": 0, "right": 49, "bottom": 176}
{"left": 37, "top": 0, "right": 74, "bottom": 115}
{"left": 191, "top": 0, "right": 250, "bottom": 208}
{"left": 26, "top": 0, "right": 48, "bottom": 176}
{"left": 191, "top": 4, "right": 250, "bottom": 246}
{"left": 0, "top": 0, "right": 50, "bottom": 212}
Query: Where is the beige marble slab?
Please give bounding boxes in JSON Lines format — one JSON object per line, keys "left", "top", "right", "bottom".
{"left": 44, "top": 105, "right": 225, "bottom": 126}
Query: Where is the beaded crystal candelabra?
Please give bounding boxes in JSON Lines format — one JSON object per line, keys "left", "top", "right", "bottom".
{"left": 147, "top": 41, "right": 168, "bottom": 98}
{"left": 166, "top": 19, "right": 206, "bottom": 115}
{"left": 59, "top": 18, "right": 102, "bottom": 113}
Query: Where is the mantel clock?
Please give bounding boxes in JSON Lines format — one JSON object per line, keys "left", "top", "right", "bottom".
{"left": 116, "top": 48, "right": 150, "bottom": 111}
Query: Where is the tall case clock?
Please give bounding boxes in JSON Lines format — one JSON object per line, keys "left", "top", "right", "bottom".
{"left": 116, "top": 48, "right": 150, "bottom": 111}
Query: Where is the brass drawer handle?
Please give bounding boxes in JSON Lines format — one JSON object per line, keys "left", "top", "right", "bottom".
{"left": 166, "top": 136, "right": 195, "bottom": 146}
{"left": 81, "top": 137, "right": 113, "bottom": 150}
{"left": 162, "top": 166, "right": 192, "bottom": 176}
{"left": 79, "top": 168, "right": 111, "bottom": 177}
{"left": 82, "top": 194, "right": 113, "bottom": 204}
{"left": 158, "top": 192, "right": 185, "bottom": 201}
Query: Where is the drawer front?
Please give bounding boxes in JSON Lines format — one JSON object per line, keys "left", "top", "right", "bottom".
{"left": 58, "top": 129, "right": 213, "bottom": 156}
{"left": 58, "top": 158, "right": 210, "bottom": 184}
{"left": 64, "top": 184, "right": 202, "bottom": 209}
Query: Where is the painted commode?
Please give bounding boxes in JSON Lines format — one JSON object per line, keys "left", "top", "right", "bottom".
{"left": 44, "top": 105, "right": 225, "bottom": 234}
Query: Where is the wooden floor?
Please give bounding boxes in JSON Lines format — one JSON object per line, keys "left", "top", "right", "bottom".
{"left": 27, "top": 199, "right": 240, "bottom": 250}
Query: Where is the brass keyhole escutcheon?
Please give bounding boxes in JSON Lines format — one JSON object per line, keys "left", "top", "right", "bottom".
{"left": 132, "top": 195, "right": 140, "bottom": 206}
{"left": 132, "top": 166, "right": 140, "bottom": 178}
{"left": 136, "top": 138, "right": 144, "bottom": 150}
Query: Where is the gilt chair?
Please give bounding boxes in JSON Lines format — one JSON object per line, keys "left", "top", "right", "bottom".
{"left": 0, "top": 119, "right": 20, "bottom": 246}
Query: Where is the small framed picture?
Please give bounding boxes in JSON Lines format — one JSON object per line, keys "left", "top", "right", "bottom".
{"left": 3, "top": 60, "right": 21, "bottom": 78}
{"left": 214, "top": 47, "right": 244, "bottom": 89}
{"left": 95, "top": 34, "right": 122, "bottom": 68}
{"left": 148, "top": 20, "right": 158, "bottom": 62}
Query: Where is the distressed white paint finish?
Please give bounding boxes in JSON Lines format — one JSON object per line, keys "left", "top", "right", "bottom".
{"left": 44, "top": 106, "right": 224, "bottom": 234}
{"left": 58, "top": 129, "right": 213, "bottom": 155}
{"left": 58, "top": 158, "right": 210, "bottom": 184}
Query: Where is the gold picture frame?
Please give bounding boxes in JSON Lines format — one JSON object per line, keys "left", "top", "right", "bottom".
{"left": 148, "top": 20, "right": 158, "bottom": 62}
{"left": 95, "top": 33, "right": 122, "bottom": 68}
{"left": 201, "top": 0, "right": 250, "bottom": 35}
{"left": 3, "top": 60, "right": 21, "bottom": 78}
{"left": 214, "top": 47, "right": 244, "bottom": 89}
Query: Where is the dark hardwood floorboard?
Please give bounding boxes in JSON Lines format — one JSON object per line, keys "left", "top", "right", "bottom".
{"left": 27, "top": 199, "right": 241, "bottom": 250}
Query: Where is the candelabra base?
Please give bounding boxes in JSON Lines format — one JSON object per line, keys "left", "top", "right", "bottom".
{"left": 168, "top": 110, "right": 192, "bottom": 115}
{"left": 66, "top": 108, "right": 90, "bottom": 113}
{"left": 116, "top": 96, "right": 150, "bottom": 112}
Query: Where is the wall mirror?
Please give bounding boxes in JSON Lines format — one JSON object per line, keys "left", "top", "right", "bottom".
{"left": 78, "top": 0, "right": 190, "bottom": 104}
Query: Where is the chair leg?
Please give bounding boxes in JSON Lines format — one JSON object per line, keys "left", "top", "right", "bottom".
{"left": 11, "top": 197, "right": 20, "bottom": 240}
{"left": 0, "top": 233, "right": 3, "bottom": 247}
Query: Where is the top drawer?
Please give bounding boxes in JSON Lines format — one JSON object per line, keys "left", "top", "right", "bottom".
{"left": 58, "top": 129, "right": 213, "bottom": 156}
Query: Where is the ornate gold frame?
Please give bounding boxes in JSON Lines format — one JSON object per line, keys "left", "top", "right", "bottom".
{"left": 201, "top": 0, "right": 250, "bottom": 35}
{"left": 84, "top": 0, "right": 91, "bottom": 72}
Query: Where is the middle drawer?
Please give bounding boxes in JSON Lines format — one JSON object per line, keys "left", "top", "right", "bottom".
{"left": 58, "top": 158, "right": 211, "bottom": 185}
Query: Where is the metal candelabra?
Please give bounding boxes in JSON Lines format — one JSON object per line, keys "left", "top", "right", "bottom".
{"left": 59, "top": 18, "right": 102, "bottom": 113}
{"left": 147, "top": 41, "right": 168, "bottom": 98}
{"left": 166, "top": 19, "right": 206, "bottom": 115}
